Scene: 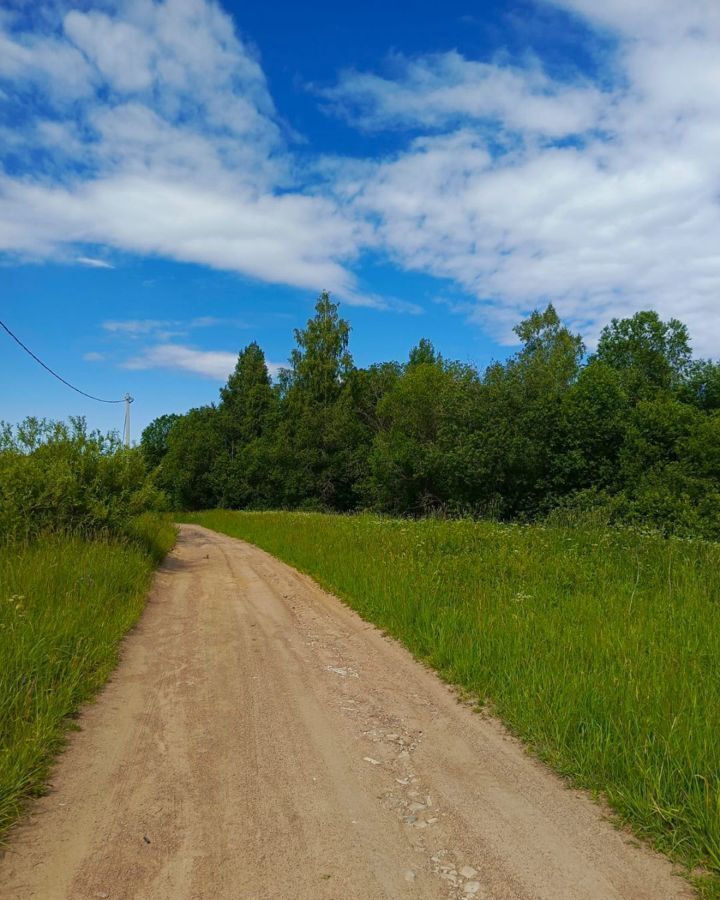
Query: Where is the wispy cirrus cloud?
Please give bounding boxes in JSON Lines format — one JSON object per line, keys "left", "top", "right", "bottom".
{"left": 75, "top": 255, "right": 114, "bottom": 268}
{"left": 88, "top": 316, "right": 254, "bottom": 376}
{"left": 102, "top": 316, "right": 246, "bottom": 335}
{"left": 124, "top": 342, "right": 282, "bottom": 379}
{"left": 102, "top": 319, "right": 172, "bottom": 335}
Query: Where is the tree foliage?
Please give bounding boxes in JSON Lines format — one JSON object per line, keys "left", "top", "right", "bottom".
{"left": 139, "top": 413, "right": 180, "bottom": 469}
{"left": 141, "top": 294, "right": 720, "bottom": 539}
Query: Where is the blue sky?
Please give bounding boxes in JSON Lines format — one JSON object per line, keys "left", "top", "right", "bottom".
{"left": 2, "top": 0, "right": 720, "bottom": 436}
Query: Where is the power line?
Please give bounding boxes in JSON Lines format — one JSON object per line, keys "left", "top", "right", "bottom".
{"left": 0, "top": 318, "right": 126, "bottom": 404}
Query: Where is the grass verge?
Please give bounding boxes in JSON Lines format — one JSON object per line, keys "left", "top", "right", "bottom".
{"left": 182, "top": 510, "right": 720, "bottom": 896}
{"left": 0, "top": 514, "right": 176, "bottom": 840}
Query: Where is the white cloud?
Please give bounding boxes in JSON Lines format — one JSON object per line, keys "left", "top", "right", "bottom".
{"left": 99, "top": 315, "right": 253, "bottom": 353}
{"left": 1, "top": 172, "right": 362, "bottom": 292}
{"left": 103, "top": 319, "right": 172, "bottom": 334}
{"left": 0, "top": 27, "right": 94, "bottom": 99}
{"left": 82, "top": 351, "right": 105, "bottom": 361}
{"left": 0, "top": 0, "right": 361, "bottom": 298}
{"left": 76, "top": 255, "right": 114, "bottom": 268}
{"left": 551, "top": 0, "right": 720, "bottom": 41}
{"left": 326, "top": 1, "right": 720, "bottom": 352}
{"left": 124, "top": 342, "right": 282, "bottom": 379}
{"left": 102, "top": 316, "right": 247, "bottom": 337}
{"left": 4, "top": 0, "right": 720, "bottom": 352}
{"left": 63, "top": 10, "right": 156, "bottom": 92}
{"left": 322, "top": 51, "right": 607, "bottom": 138}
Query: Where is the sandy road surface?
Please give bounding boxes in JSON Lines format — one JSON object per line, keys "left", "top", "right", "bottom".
{"left": 1, "top": 525, "right": 693, "bottom": 900}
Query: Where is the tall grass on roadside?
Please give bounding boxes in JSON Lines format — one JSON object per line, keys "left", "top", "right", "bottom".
{"left": 123, "top": 511, "right": 178, "bottom": 564}
{"left": 0, "top": 515, "right": 175, "bottom": 840}
{"left": 183, "top": 510, "right": 720, "bottom": 894}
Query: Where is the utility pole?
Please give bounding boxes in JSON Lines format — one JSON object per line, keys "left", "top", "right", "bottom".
{"left": 123, "top": 393, "right": 134, "bottom": 447}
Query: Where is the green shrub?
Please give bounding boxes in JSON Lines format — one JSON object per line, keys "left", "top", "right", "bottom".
{"left": 0, "top": 417, "right": 167, "bottom": 541}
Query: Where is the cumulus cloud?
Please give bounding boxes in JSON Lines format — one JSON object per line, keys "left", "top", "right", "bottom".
{"left": 0, "top": 0, "right": 361, "bottom": 297}
{"left": 4, "top": 0, "right": 720, "bottom": 353}
{"left": 124, "top": 342, "right": 282, "bottom": 379}
{"left": 326, "top": 0, "right": 720, "bottom": 352}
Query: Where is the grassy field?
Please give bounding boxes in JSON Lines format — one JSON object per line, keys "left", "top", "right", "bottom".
{"left": 0, "top": 514, "right": 175, "bottom": 840}
{"left": 183, "top": 510, "right": 720, "bottom": 894}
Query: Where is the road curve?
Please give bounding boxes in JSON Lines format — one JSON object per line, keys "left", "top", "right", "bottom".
{"left": 0, "top": 524, "right": 693, "bottom": 900}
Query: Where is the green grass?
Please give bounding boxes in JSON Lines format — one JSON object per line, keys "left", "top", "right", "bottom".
{"left": 0, "top": 514, "right": 176, "bottom": 840}
{"left": 182, "top": 510, "right": 720, "bottom": 895}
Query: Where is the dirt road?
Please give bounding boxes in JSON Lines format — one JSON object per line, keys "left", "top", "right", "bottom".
{"left": 0, "top": 525, "right": 693, "bottom": 900}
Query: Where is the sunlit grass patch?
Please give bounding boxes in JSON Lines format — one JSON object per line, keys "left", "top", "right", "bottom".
{"left": 0, "top": 515, "right": 175, "bottom": 840}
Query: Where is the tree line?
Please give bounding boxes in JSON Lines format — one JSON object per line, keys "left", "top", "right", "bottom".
{"left": 142, "top": 291, "right": 720, "bottom": 538}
